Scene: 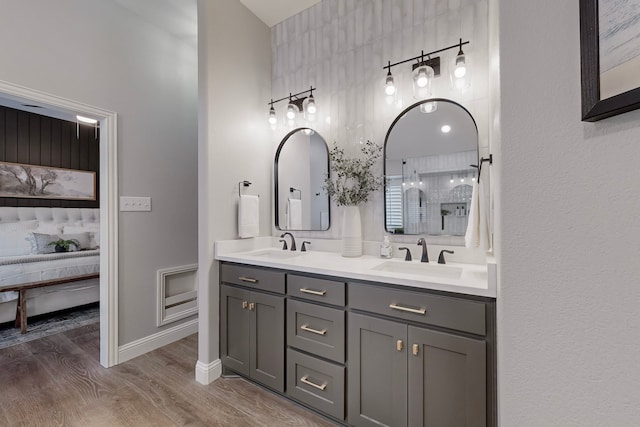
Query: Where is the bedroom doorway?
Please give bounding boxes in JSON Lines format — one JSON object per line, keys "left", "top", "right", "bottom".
{"left": 0, "top": 80, "right": 118, "bottom": 368}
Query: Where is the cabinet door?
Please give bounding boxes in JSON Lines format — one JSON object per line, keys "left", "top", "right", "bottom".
{"left": 348, "top": 312, "right": 408, "bottom": 427}
{"left": 220, "top": 285, "right": 251, "bottom": 376}
{"left": 250, "top": 290, "right": 285, "bottom": 392}
{"left": 408, "top": 326, "right": 486, "bottom": 427}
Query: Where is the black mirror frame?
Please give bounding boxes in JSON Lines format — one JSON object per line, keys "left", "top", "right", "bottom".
{"left": 382, "top": 98, "right": 479, "bottom": 235}
{"left": 274, "top": 127, "right": 331, "bottom": 231}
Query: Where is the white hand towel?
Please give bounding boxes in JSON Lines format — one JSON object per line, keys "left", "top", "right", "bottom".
{"left": 288, "top": 198, "right": 302, "bottom": 230}
{"left": 238, "top": 195, "right": 259, "bottom": 238}
{"left": 465, "top": 180, "right": 490, "bottom": 251}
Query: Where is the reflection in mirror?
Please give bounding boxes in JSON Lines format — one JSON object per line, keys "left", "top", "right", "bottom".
{"left": 275, "top": 128, "right": 330, "bottom": 231}
{"left": 384, "top": 99, "right": 478, "bottom": 236}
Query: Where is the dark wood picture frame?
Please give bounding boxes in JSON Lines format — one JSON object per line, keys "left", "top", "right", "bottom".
{"left": 580, "top": 0, "right": 640, "bottom": 121}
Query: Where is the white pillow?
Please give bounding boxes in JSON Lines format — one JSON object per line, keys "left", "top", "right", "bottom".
{"left": 0, "top": 221, "right": 39, "bottom": 257}
{"left": 59, "top": 232, "right": 92, "bottom": 251}
{"left": 35, "top": 223, "right": 63, "bottom": 235}
{"left": 29, "top": 233, "right": 61, "bottom": 254}
{"left": 64, "top": 224, "right": 100, "bottom": 248}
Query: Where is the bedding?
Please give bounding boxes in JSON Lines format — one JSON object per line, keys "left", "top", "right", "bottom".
{"left": 0, "top": 207, "right": 100, "bottom": 324}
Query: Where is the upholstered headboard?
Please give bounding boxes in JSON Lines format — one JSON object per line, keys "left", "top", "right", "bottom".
{"left": 0, "top": 207, "right": 99, "bottom": 226}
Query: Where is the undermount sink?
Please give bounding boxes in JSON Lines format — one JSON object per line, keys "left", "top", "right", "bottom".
{"left": 248, "top": 249, "right": 303, "bottom": 260}
{"left": 372, "top": 260, "right": 463, "bottom": 280}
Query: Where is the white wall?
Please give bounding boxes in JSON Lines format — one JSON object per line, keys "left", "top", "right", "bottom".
{"left": 0, "top": 0, "right": 198, "bottom": 345}
{"left": 270, "top": 0, "right": 490, "bottom": 250}
{"left": 498, "top": 0, "right": 640, "bottom": 424}
{"left": 197, "top": 0, "right": 272, "bottom": 370}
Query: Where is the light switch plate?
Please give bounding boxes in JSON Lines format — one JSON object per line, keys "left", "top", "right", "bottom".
{"left": 120, "top": 196, "right": 151, "bottom": 212}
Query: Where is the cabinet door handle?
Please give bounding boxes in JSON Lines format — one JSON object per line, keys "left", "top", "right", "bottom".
{"left": 238, "top": 276, "right": 258, "bottom": 283}
{"left": 241, "top": 301, "right": 248, "bottom": 309}
{"left": 397, "top": 339, "right": 404, "bottom": 351}
{"left": 299, "top": 288, "right": 327, "bottom": 296}
{"left": 249, "top": 302, "right": 255, "bottom": 311}
{"left": 412, "top": 344, "right": 419, "bottom": 356}
{"left": 300, "top": 324, "right": 327, "bottom": 336}
{"left": 300, "top": 375, "right": 327, "bottom": 391}
{"left": 389, "top": 303, "right": 427, "bottom": 315}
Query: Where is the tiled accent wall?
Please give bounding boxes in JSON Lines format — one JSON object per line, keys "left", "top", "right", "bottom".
{"left": 271, "top": 0, "right": 489, "bottom": 242}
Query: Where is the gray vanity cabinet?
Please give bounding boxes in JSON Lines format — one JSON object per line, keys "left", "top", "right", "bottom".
{"left": 348, "top": 282, "right": 489, "bottom": 427}
{"left": 347, "top": 313, "right": 408, "bottom": 427}
{"left": 220, "top": 264, "right": 285, "bottom": 393}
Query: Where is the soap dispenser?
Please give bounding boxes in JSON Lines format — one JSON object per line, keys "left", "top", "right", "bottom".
{"left": 380, "top": 236, "right": 392, "bottom": 258}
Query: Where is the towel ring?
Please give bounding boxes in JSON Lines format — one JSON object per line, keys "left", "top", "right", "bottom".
{"left": 238, "top": 181, "right": 253, "bottom": 197}
{"left": 289, "top": 187, "right": 302, "bottom": 200}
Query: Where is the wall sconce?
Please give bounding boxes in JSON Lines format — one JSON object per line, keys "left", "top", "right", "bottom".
{"left": 383, "top": 39, "right": 470, "bottom": 99}
{"left": 267, "top": 86, "right": 317, "bottom": 130}
{"left": 450, "top": 38, "right": 471, "bottom": 91}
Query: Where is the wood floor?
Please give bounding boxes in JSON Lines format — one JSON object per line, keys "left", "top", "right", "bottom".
{"left": 0, "top": 324, "right": 337, "bottom": 427}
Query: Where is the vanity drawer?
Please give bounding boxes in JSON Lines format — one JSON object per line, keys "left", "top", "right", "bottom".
{"left": 349, "top": 282, "right": 486, "bottom": 336}
{"left": 287, "top": 275, "right": 345, "bottom": 306}
{"left": 287, "top": 299, "right": 345, "bottom": 363}
{"left": 286, "top": 349, "right": 345, "bottom": 421}
{"left": 220, "top": 263, "right": 285, "bottom": 294}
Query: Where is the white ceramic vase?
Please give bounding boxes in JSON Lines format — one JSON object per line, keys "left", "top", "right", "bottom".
{"left": 341, "top": 205, "right": 362, "bottom": 257}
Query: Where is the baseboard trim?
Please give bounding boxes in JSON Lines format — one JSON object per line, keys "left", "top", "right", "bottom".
{"left": 195, "top": 359, "right": 222, "bottom": 385}
{"left": 118, "top": 318, "right": 198, "bottom": 363}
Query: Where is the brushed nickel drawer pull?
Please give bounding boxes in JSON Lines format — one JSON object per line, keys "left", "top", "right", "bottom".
{"left": 299, "top": 288, "right": 327, "bottom": 296}
{"left": 300, "top": 375, "right": 327, "bottom": 391}
{"left": 300, "top": 324, "right": 327, "bottom": 336}
{"left": 397, "top": 339, "right": 404, "bottom": 351}
{"left": 239, "top": 276, "right": 258, "bottom": 283}
{"left": 389, "top": 303, "right": 427, "bottom": 315}
{"left": 249, "top": 302, "right": 255, "bottom": 311}
{"left": 241, "top": 301, "right": 248, "bottom": 309}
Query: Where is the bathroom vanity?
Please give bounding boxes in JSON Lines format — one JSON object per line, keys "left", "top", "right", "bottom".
{"left": 217, "top": 246, "right": 496, "bottom": 427}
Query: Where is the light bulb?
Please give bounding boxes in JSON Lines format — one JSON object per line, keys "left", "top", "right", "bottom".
{"left": 385, "top": 71, "right": 396, "bottom": 96}
{"left": 441, "top": 124, "right": 451, "bottom": 133}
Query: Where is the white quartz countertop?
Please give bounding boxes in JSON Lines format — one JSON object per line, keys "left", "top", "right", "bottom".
{"left": 215, "top": 239, "right": 496, "bottom": 298}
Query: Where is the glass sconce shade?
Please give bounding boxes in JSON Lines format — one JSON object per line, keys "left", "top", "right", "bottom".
{"left": 385, "top": 72, "right": 396, "bottom": 96}
{"left": 412, "top": 64, "right": 434, "bottom": 99}
{"left": 286, "top": 102, "right": 298, "bottom": 120}
{"left": 268, "top": 105, "right": 277, "bottom": 125}
{"left": 450, "top": 51, "right": 471, "bottom": 91}
{"left": 419, "top": 100, "right": 438, "bottom": 114}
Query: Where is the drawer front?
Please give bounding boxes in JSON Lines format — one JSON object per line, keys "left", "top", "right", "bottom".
{"left": 349, "top": 282, "right": 486, "bottom": 335}
{"left": 287, "top": 275, "right": 345, "bottom": 306}
{"left": 286, "top": 349, "right": 345, "bottom": 421}
{"left": 220, "top": 263, "right": 285, "bottom": 294}
{"left": 287, "top": 299, "right": 345, "bottom": 363}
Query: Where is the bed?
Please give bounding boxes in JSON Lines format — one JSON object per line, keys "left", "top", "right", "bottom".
{"left": 0, "top": 207, "right": 100, "bottom": 325}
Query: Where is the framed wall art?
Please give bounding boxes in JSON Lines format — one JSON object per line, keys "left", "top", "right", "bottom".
{"left": 580, "top": 0, "right": 640, "bottom": 121}
{"left": 0, "top": 161, "right": 96, "bottom": 201}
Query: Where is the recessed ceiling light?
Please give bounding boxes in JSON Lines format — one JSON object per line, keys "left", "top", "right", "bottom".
{"left": 77, "top": 115, "right": 98, "bottom": 124}
{"left": 441, "top": 124, "right": 451, "bottom": 133}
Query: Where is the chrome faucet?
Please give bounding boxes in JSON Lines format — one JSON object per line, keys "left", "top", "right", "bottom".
{"left": 417, "top": 237, "right": 429, "bottom": 263}
{"left": 280, "top": 232, "right": 296, "bottom": 251}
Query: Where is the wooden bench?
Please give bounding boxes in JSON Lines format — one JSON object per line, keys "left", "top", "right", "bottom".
{"left": 0, "top": 273, "right": 100, "bottom": 334}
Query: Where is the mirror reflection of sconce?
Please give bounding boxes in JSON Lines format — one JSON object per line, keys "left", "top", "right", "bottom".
{"left": 268, "top": 86, "right": 317, "bottom": 130}
{"left": 383, "top": 38, "right": 471, "bottom": 102}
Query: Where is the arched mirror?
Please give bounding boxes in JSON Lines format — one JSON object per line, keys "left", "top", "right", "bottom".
{"left": 275, "top": 128, "right": 330, "bottom": 231}
{"left": 384, "top": 99, "right": 478, "bottom": 236}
